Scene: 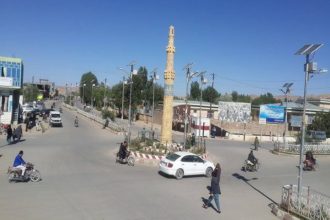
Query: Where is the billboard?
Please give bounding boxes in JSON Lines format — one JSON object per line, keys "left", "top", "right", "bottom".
{"left": 259, "top": 104, "right": 284, "bottom": 124}
{"left": 290, "top": 115, "right": 314, "bottom": 127}
{"left": 218, "top": 102, "right": 251, "bottom": 123}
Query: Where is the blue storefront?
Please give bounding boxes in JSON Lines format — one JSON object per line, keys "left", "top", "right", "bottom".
{"left": 0, "top": 56, "right": 24, "bottom": 124}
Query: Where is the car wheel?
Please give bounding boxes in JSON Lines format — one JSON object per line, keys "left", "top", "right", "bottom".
{"left": 175, "top": 169, "right": 184, "bottom": 180}
{"left": 205, "top": 167, "right": 213, "bottom": 177}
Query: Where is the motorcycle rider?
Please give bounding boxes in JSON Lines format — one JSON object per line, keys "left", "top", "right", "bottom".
{"left": 74, "top": 116, "right": 79, "bottom": 126}
{"left": 13, "top": 150, "right": 26, "bottom": 176}
{"left": 304, "top": 151, "right": 316, "bottom": 170}
{"left": 247, "top": 150, "right": 257, "bottom": 166}
{"left": 119, "top": 141, "right": 128, "bottom": 160}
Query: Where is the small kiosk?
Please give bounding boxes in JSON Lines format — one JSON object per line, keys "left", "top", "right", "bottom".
{"left": 191, "top": 117, "right": 210, "bottom": 137}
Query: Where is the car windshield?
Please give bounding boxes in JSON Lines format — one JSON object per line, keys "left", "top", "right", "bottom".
{"left": 51, "top": 114, "right": 61, "bottom": 118}
{"left": 166, "top": 153, "right": 180, "bottom": 161}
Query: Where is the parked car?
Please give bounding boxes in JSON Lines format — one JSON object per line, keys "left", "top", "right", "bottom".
{"left": 306, "top": 130, "right": 327, "bottom": 141}
{"left": 159, "top": 152, "right": 215, "bottom": 180}
{"left": 40, "top": 108, "right": 53, "bottom": 117}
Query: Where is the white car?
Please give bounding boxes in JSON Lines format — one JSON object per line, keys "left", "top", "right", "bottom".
{"left": 49, "top": 111, "right": 62, "bottom": 127}
{"left": 159, "top": 152, "right": 215, "bottom": 180}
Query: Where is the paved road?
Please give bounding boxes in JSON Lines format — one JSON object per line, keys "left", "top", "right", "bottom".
{"left": 0, "top": 106, "right": 329, "bottom": 220}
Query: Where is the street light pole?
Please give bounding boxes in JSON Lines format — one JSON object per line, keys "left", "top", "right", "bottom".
{"left": 151, "top": 69, "right": 158, "bottom": 131}
{"left": 295, "top": 44, "right": 326, "bottom": 201}
{"left": 83, "top": 83, "right": 86, "bottom": 105}
{"left": 298, "top": 56, "right": 309, "bottom": 197}
{"left": 121, "top": 76, "right": 126, "bottom": 120}
{"left": 183, "top": 63, "right": 195, "bottom": 149}
{"left": 198, "top": 72, "right": 207, "bottom": 148}
{"left": 128, "top": 64, "right": 135, "bottom": 147}
{"left": 280, "top": 83, "right": 293, "bottom": 149}
{"left": 103, "top": 78, "right": 107, "bottom": 109}
{"left": 91, "top": 83, "right": 95, "bottom": 108}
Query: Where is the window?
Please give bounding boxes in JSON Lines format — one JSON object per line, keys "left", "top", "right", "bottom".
{"left": 181, "top": 155, "right": 194, "bottom": 162}
{"left": 193, "top": 156, "right": 204, "bottom": 163}
{"left": 166, "top": 153, "right": 180, "bottom": 162}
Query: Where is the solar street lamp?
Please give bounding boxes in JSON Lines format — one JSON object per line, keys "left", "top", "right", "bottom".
{"left": 295, "top": 44, "right": 326, "bottom": 200}
{"left": 280, "top": 83, "right": 293, "bottom": 148}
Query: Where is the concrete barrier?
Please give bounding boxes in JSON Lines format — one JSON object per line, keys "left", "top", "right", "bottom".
{"left": 62, "top": 103, "right": 124, "bottom": 134}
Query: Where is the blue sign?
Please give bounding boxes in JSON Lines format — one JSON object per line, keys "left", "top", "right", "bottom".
{"left": 259, "top": 104, "right": 285, "bottom": 124}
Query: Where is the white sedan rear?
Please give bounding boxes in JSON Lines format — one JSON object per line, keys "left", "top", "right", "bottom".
{"left": 159, "top": 152, "right": 215, "bottom": 180}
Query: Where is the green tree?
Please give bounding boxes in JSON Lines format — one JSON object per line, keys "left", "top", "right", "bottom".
{"left": 219, "top": 93, "right": 232, "bottom": 101}
{"left": 79, "top": 72, "right": 98, "bottom": 105}
{"left": 237, "top": 94, "right": 251, "bottom": 103}
{"left": 252, "top": 92, "right": 280, "bottom": 105}
{"left": 190, "top": 81, "right": 200, "bottom": 100}
{"left": 23, "top": 84, "right": 40, "bottom": 102}
{"left": 308, "top": 112, "right": 330, "bottom": 138}
{"left": 202, "top": 86, "right": 220, "bottom": 103}
{"left": 231, "top": 91, "right": 238, "bottom": 102}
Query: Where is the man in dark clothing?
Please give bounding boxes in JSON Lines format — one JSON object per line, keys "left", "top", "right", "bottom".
{"left": 7, "top": 125, "right": 13, "bottom": 144}
{"left": 248, "top": 150, "right": 257, "bottom": 165}
{"left": 119, "top": 141, "right": 128, "bottom": 160}
{"left": 191, "top": 133, "right": 196, "bottom": 146}
{"left": 24, "top": 114, "right": 29, "bottom": 132}
{"left": 203, "top": 163, "right": 221, "bottom": 213}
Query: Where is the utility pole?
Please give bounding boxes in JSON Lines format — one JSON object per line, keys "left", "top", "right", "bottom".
{"left": 103, "top": 78, "right": 107, "bottom": 109}
{"left": 128, "top": 62, "right": 136, "bottom": 148}
{"left": 209, "top": 73, "right": 215, "bottom": 118}
{"left": 183, "top": 63, "right": 193, "bottom": 149}
{"left": 295, "top": 44, "right": 327, "bottom": 204}
{"left": 121, "top": 76, "right": 125, "bottom": 120}
{"left": 198, "top": 71, "right": 207, "bottom": 148}
{"left": 151, "top": 68, "right": 158, "bottom": 131}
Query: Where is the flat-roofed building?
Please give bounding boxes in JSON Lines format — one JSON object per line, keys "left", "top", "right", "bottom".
{"left": 0, "top": 56, "right": 24, "bottom": 124}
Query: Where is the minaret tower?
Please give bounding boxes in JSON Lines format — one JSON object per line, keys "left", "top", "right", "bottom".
{"left": 161, "top": 25, "right": 175, "bottom": 145}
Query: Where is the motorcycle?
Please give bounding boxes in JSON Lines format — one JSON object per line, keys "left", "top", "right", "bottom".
{"left": 242, "top": 159, "right": 261, "bottom": 172}
{"left": 74, "top": 119, "right": 79, "bottom": 127}
{"left": 303, "top": 160, "right": 318, "bottom": 171}
{"left": 116, "top": 151, "right": 135, "bottom": 166}
{"left": 7, "top": 162, "right": 41, "bottom": 183}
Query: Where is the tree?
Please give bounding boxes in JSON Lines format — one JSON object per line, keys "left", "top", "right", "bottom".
{"left": 231, "top": 91, "right": 238, "bottom": 102}
{"left": 237, "top": 94, "right": 251, "bottom": 103}
{"left": 190, "top": 81, "right": 200, "bottom": 100}
{"left": 308, "top": 112, "right": 330, "bottom": 138}
{"left": 79, "top": 72, "right": 98, "bottom": 105}
{"left": 202, "top": 86, "right": 220, "bottom": 103}
{"left": 219, "top": 93, "right": 232, "bottom": 102}
{"left": 231, "top": 91, "right": 251, "bottom": 103}
{"left": 252, "top": 92, "right": 280, "bottom": 105}
{"left": 23, "top": 84, "right": 40, "bottom": 102}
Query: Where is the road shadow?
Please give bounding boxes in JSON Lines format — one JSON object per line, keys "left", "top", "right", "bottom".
{"left": 232, "top": 173, "right": 278, "bottom": 205}
{"left": 158, "top": 171, "right": 206, "bottom": 180}
{"left": 201, "top": 196, "right": 219, "bottom": 212}
{"left": 0, "top": 139, "right": 26, "bottom": 149}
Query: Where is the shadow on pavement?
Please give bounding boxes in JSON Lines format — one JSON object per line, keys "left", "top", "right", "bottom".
{"left": 158, "top": 171, "right": 207, "bottom": 180}
{"left": 0, "top": 139, "right": 26, "bottom": 149}
{"left": 232, "top": 173, "right": 278, "bottom": 205}
{"left": 201, "top": 197, "right": 218, "bottom": 212}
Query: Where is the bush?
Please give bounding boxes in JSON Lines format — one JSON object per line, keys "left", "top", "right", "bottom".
{"left": 102, "top": 109, "right": 115, "bottom": 121}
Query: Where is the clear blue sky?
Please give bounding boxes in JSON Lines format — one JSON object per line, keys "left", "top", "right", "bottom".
{"left": 1, "top": 0, "right": 330, "bottom": 97}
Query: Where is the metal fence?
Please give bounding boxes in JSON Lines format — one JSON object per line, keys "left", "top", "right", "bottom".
{"left": 281, "top": 184, "right": 330, "bottom": 219}
{"left": 274, "top": 142, "right": 330, "bottom": 154}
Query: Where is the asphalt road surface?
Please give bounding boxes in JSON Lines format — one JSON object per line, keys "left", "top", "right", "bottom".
{"left": 0, "top": 106, "right": 329, "bottom": 220}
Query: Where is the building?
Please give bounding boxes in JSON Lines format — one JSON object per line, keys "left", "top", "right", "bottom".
{"left": 0, "top": 56, "right": 24, "bottom": 124}
{"left": 308, "top": 98, "right": 330, "bottom": 110}
{"left": 24, "top": 79, "right": 56, "bottom": 99}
